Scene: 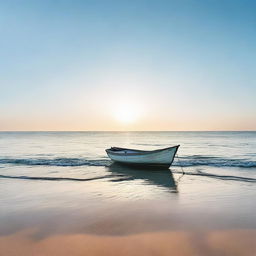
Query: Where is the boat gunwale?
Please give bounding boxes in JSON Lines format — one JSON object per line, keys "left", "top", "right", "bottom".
{"left": 105, "top": 145, "right": 180, "bottom": 156}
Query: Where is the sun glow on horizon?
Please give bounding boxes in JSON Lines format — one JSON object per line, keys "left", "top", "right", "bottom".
{"left": 113, "top": 102, "right": 143, "bottom": 124}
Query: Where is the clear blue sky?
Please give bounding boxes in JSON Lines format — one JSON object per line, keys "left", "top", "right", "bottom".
{"left": 0, "top": 0, "right": 255, "bottom": 130}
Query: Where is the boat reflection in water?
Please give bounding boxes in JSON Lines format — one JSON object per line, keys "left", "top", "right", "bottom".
{"left": 108, "top": 163, "right": 177, "bottom": 193}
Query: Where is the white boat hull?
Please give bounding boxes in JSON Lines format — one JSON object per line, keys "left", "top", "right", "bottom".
{"left": 106, "top": 145, "right": 179, "bottom": 168}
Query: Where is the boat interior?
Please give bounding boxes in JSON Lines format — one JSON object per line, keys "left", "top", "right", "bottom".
{"left": 109, "top": 147, "right": 141, "bottom": 153}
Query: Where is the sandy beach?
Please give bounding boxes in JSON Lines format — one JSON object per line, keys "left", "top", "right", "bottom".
{"left": 1, "top": 229, "right": 256, "bottom": 256}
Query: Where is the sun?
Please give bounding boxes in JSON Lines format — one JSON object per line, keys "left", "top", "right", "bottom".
{"left": 114, "top": 104, "right": 140, "bottom": 124}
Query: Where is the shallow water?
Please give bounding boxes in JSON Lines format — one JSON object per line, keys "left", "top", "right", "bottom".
{"left": 0, "top": 131, "right": 256, "bottom": 255}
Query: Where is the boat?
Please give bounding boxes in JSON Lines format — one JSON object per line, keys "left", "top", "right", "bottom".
{"left": 105, "top": 145, "right": 180, "bottom": 168}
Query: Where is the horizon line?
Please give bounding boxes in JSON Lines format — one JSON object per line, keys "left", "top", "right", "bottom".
{"left": 0, "top": 130, "right": 255, "bottom": 132}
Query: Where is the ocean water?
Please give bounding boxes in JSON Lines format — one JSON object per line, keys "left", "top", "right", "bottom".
{"left": 0, "top": 131, "right": 256, "bottom": 255}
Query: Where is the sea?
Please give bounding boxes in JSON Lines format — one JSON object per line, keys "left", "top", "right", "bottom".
{"left": 0, "top": 131, "right": 256, "bottom": 255}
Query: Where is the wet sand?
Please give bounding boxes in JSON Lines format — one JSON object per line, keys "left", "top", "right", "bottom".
{"left": 1, "top": 196, "right": 256, "bottom": 256}
{"left": 1, "top": 229, "right": 256, "bottom": 256}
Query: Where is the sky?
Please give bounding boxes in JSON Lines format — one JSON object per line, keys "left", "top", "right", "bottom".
{"left": 0, "top": 0, "right": 255, "bottom": 131}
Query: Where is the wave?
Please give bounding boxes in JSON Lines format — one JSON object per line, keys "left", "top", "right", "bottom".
{"left": 173, "top": 155, "right": 256, "bottom": 168}
{"left": 0, "top": 158, "right": 110, "bottom": 167}
{"left": 2, "top": 171, "right": 255, "bottom": 184}
{"left": 173, "top": 170, "right": 256, "bottom": 183}
{"left": 0, "top": 155, "right": 255, "bottom": 168}
{"left": 0, "top": 174, "right": 124, "bottom": 182}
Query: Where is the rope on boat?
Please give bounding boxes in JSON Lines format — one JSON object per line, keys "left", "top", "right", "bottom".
{"left": 176, "top": 153, "right": 185, "bottom": 175}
